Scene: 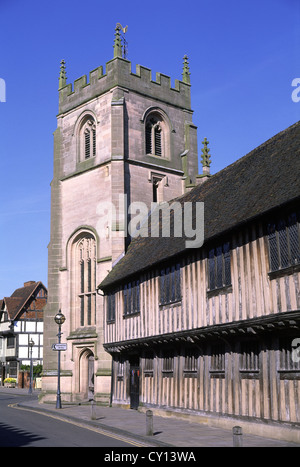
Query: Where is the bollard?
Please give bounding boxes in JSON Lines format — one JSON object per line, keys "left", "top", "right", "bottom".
{"left": 90, "top": 399, "right": 97, "bottom": 420}
{"left": 146, "top": 409, "right": 153, "bottom": 436}
{"left": 233, "top": 426, "right": 243, "bottom": 447}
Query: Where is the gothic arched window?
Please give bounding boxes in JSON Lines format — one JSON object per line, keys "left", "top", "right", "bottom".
{"left": 76, "top": 235, "right": 97, "bottom": 327}
{"left": 80, "top": 117, "right": 96, "bottom": 160}
{"left": 145, "top": 112, "right": 167, "bottom": 157}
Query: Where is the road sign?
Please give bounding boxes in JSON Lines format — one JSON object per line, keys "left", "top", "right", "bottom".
{"left": 52, "top": 343, "right": 67, "bottom": 351}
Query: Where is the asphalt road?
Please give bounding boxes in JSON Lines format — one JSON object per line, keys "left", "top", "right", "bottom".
{"left": 0, "top": 393, "right": 139, "bottom": 447}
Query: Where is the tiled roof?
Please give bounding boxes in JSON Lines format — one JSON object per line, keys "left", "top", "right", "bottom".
{"left": 99, "top": 120, "right": 300, "bottom": 290}
{"left": 2, "top": 281, "right": 47, "bottom": 320}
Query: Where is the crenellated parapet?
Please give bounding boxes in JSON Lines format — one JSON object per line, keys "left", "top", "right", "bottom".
{"left": 58, "top": 56, "right": 192, "bottom": 115}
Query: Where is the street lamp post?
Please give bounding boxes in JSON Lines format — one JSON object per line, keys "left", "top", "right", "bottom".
{"left": 28, "top": 338, "right": 34, "bottom": 394}
{"left": 54, "top": 310, "right": 65, "bottom": 409}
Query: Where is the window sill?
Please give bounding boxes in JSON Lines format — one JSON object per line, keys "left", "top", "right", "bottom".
{"left": 183, "top": 371, "right": 198, "bottom": 378}
{"left": 268, "top": 263, "right": 300, "bottom": 280}
{"left": 106, "top": 319, "right": 115, "bottom": 325}
{"left": 209, "top": 370, "right": 225, "bottom": 378}
{"left": 207, "top": 285, "right": 232, "bottom": 298}
{"left": 123, "top": 311, "right": 140, "bottom": 319}
{"left": 240, "top": 370, "right": 260, "bottom": 379}
{"left": 278, "top": 370, "right": 300, "bottom": 380}
{"left": 146, "top": 153, "right": 167, "bottom": 159}
{"left": 159, "top": 299, "right": 181, "bottom": 308}
{"left": 75, "top": 156, "right": 96, "bottom": 173}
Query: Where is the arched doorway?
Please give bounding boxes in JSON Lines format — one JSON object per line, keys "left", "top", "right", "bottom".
{"left": 79, "top": 348, "right": 94, "bottom": 400}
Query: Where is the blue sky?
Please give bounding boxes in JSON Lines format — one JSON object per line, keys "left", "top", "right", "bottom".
{"left": 0, "top": 0, "right": 299, "bottom": 298}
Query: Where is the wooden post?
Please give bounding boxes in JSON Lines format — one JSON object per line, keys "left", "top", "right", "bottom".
{"left": 146, "top": 409, "right": 153, "bottom": 436}
{"left": 233, "top": 426, "right": 243, "bottom": 447}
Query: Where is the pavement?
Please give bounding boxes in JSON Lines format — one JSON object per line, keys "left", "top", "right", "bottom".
{"left": 1, "top": 387, "right": 300, "bottom": 448}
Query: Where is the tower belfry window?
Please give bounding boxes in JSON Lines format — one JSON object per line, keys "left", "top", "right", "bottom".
{"left": 81, "top": 118, "right": 96, "bottom": 160}
{"left": 145, "top": 114, "right": 166, "bottom": 157}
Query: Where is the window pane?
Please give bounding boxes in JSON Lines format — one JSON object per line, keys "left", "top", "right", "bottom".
{"left": 136, "top": 280, "right": 140, "bottom": 313}
{"left": 268, "top": 223, "right": 279, "bottom": 271}
{"left": 165, "top": 267, "right": 170, "bottom": 303}
{"left": 92, "top": 128, "right": 96, "bottom": 157}
{"left": 278, "top": 220, "right": 289, "bottom": 268}
{"left": 87, "top": 295, "right": 91, "bottom": 325}
{"left": 146, "top": 125, "right": 152, "bottom": 154}
{"left": 154, "top": 127, "right": 162, "bottom": 156}
{"left": 170, "top": 264, "right": 175, "bottom": 302}
{"left": 80, "top": 261, "right": 84, "bottom": 293}
{"left": 216, "top": 246, "right": 223, "bottom": 288}
{"left": 85, "top": 131, "right": 90, "bottom": 159}
{"left": 80, "top": 296, "right": 84, "bottom": 326}
{"left": 88, "top": 260, "right": 91, "bottom": 292}
{"left": 128, "top": 283, "right": 132, "bottom": 314}
{"left": 124, "top": 285, "right": 127, "bottom": 315}
{"left": 223, "top": 242, "right": 231, "bottom": 286}
{"left": 160, "top": 269, "right": 165, "bottom": 303}
{"left": 175, "top": 263, "right": 181, "bottom": 301}
{"left": 208, "top": 249, "right": 215, "bottom": 290}
{"left": 288, "top": 213, "right": 300, "bottom": 265}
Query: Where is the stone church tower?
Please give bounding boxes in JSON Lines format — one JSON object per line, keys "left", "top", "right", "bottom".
{"left": 41, "top": 25, "right": 200, "bottom": 404}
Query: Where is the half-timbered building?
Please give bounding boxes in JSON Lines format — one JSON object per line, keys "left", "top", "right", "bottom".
{"left": 99, "top": 120, "right": 300, "bottom": 442}
{"left": 0, "top": 281, "right": 47, "bottom": 384}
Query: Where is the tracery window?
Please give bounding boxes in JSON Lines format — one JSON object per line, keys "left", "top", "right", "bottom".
{"left": 80, "top": 117, "right": 96, "bottom": 160}
{"left": 76, "top": 236, "right": 97, "bottom": 326}
{"left": 145, "top": 112, "right": 167, "bottom": 157}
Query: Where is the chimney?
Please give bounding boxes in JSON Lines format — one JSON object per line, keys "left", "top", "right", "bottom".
{"left": 24, "top": 281, "right": 36, "bottom": 287}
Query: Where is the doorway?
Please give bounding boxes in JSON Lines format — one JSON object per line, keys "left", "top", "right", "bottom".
{"left": 79, "top": 349, "right": 94, "bottom": 400}
{"left": 88, "top": 354, "right": 94, "bottom": 400}
{"left": 129, "top": 356, "right": 140, "bottom": 410}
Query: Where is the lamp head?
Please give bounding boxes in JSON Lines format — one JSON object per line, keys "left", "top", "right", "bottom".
{"left": 54, "top": 310, "right": 66, "bottom": 326}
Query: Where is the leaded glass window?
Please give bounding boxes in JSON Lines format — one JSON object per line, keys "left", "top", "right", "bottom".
{"left": 208, "top": 242, "right": 231, "bottom": 291}
{"left": 77, "top": 236, "right": 97, "bottom": 326}
{"left": 267, "top": 211, "right": 300, "bottom": 272}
